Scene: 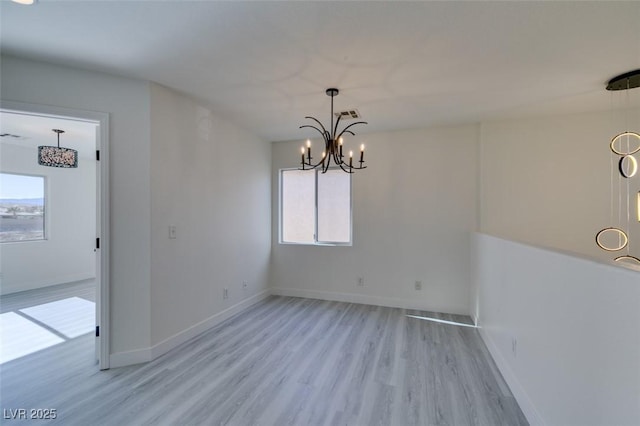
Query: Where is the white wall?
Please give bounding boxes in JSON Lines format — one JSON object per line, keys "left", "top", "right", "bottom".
{"left": 0, "top": 143, "right": 96, "bottom": 295}
{"left": 1, "top": 55, "right": 152, "bottom": 355}
{"left": 480, "top": 109, "right": 640, "bottom": 263}
{"left": 271, "top": 125, "right": 479, "bottom": 315}
{"left": 472, "top": 233, "right": 640, "bottom": 426}
{"left": 1, "top": 56, "right": 272, "bottom": 366}
{"left": 149, "top": 83, "right": 271, "bottom": 347}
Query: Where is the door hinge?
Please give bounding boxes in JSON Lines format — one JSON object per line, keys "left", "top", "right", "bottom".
{"left": 96, "top": 150, "right": 100, "bottom": 161}
{"left": 95, "top": 326, "right": 100, "bottom": 337}
{"left": 96, "top": 238, "right": 100, "bottom": 249}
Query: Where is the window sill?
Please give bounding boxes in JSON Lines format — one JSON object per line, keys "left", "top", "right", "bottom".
{"left": 279, "top": 241, "right": 352, "bottom": 247}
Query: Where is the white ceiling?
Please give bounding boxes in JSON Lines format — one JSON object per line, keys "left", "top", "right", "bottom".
{"left": 0, "top": 112, "right": 97, "bottom": 159}
{"left": 1, "top": 1, "right": 639, "bottom": 142}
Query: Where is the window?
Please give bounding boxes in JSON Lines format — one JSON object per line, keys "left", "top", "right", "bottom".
{"left": 0, "top": 173, "right": 46, "bottom": 243}
{"left": 280, "top": 168, "right": 352, "bottom": 245}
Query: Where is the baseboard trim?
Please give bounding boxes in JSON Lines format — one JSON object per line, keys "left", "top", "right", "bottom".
{"left": 477, "top": 327, "right": 545, "bottom": 426}
{"left": 109, "top": 289, "right": 270, "bottom": 369}
{"left": 109, "top": 347, "right": 152, "bottom": 369}
{"left": 149, "top": 289, "right": 270, "bottom": 361}
{"left": 270, "top": 287, "right": 469, "bottom": 316}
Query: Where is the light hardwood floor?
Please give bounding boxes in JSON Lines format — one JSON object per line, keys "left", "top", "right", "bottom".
{"left": 1, "top": 293, "right": 527, "bottom": 425}
{"left": 0, "top": 280, "right": 95, "bottom": 314}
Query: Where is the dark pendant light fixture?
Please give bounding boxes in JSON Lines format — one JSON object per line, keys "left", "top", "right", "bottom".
{"left": 299, "top": 88, "right": 368, "bottom": 174}
{"left": 38, "top": 129, "right": 78, "bottom": 168}
{"left": 596, "top": 69, "right": 640, "bottom": 265}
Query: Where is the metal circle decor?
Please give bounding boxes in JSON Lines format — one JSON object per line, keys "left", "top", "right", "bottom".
{"left": 596, "top": 227, "right": 628, "bottom": 252}
{"left": 614, "top": 255, "right": 640, "bottom": 265}
{"left": 610, "top": 132, "right": 640, "bottom": 156}
{"left": 618, "top": 155, "right": 638, "bottom": 178}
{"left": 600, "top": 70, "right": 640, "bottom": 262}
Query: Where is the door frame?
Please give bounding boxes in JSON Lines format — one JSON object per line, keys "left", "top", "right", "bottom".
{"left": 1, "top": 100, "right": 110, "bottom": 370}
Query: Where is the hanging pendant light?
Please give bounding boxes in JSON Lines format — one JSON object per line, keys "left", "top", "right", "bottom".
{"left": 38, "top": 129, "right": 78, "bottom": 168}
{"left": 298, "top": 88, "right": 368, "bottom": 174}
{"left": 596, "top": 69, "right": 640, "bottom": 265}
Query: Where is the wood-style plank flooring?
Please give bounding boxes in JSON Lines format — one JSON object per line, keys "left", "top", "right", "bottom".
{"left": 1, "top": 292, "right": 527, "bottom": 425}
{"left": 0, "top": 280, "right": 95, "bottom": 314}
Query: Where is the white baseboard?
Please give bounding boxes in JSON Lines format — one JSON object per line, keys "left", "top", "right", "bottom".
{"left": 109, "top": 289, "right": 270, "bottom": 368}
{"left": 477, "top": 327, "right": 545, "bottom": 426}
{"left": 270, "top": 287, "right": 469, "bottom": 316}
{"left": 149, "top": 289, "right": 270, "bottom": 360}
{"left": 109, "top": 347, "right": 152, "bottom": 369}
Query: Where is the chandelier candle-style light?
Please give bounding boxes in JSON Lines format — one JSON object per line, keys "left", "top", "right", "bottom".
{"left": 299, "top": 88, "right": 367, "bottom": 174}
{"left": 38, "top": 129, "right": 78, "bottom": 168}
{"left": 596, "top": 69, "right": 640, "bottom": 265}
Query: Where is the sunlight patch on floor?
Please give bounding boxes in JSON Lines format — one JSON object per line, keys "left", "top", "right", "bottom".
{"left": 406, "top": 314, "right": 477, "bottom": 328}
{"left": 0, "top": 297, "right": 96, "bottom": 364}
{"left": 20, "top": 297, "right": 95, "bottom": 339}
{"left": 0, "top": 312, "right": 64, "bottom": 364}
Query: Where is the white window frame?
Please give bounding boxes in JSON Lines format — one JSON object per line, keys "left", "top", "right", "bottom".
{"left": 279, "top": 167, "right": 353, "bottom": 246}
{"left": 0, "top": 172, "right": 47, "bottom": 244}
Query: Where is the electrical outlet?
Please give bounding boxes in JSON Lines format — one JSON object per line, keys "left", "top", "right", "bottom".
{"left": 414, "top": 280, "right": 422, "bottom": 291}
{"left": 357, "top": 277, "right": 364, "bottom": 286}
{"left": 223, "top": 288, "right": 228, "bottom": 299}
{"left": 168, "top": 225, "right": 177, "bottom": 239}
{"left": 242, "top": 280, "right": 248, "bottom": 290}
{"left": 512, "top": 337, "right": 517, "bottom": 357}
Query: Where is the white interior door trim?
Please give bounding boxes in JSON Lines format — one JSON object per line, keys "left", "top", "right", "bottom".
{"left": 1, "top": 100, "right": 111, "bottom": 370}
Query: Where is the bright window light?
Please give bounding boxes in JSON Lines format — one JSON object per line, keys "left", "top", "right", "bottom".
{"left": 280, "top": 168, "right": 352, "bottom": 245}
{"left": 281, "top": 169, "right": 315, "bottom": 244}
{"left": 0, "top": 173, "right": 46, "bottom": 243}
{"left": 317, "top": 169, "right": 351, "bottom": 243}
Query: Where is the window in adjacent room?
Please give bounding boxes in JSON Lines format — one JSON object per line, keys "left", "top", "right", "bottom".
{"left": 0, "top": 173, "right": 46, "bottom": 243}
{"left": 280, "top": 168, "right": 352, "bottom": 245}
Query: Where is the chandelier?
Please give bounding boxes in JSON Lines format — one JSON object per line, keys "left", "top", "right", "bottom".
{"left": 299, "top": 88, "right": 367, "bottom": 173}
{"left": 595, "top": 69, "right": 640, "bottom": 265}
{"left": 38, "top": 129, "right": 78, "bottom": 168}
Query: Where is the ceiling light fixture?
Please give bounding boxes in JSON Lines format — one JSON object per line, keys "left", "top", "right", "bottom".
{"left": 299, "top": 88, "right": 368, "bottom": 174}
{"left": 596, "top": 69, "right": 640, "bottom": 265}
{"left": 38, "top": 129, "right": 78, "bottom": 168}
{"left": 11, "top": 0, "right": 36, "bottom": 5}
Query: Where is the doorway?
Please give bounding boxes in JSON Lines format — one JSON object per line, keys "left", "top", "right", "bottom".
{"left": 0, "top": 102, "right": 109, "bottom": 370}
